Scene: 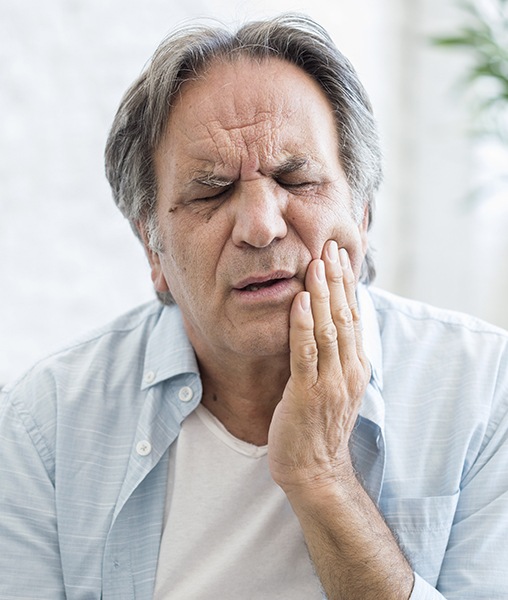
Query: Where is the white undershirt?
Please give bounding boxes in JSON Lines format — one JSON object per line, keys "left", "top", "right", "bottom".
{"left": 153, "top": 404, "right": 323, "bottom": 599}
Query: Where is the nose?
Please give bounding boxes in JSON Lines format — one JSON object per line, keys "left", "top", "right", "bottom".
{"left": 231, "top": 180, "right": 288, "bottom": 248}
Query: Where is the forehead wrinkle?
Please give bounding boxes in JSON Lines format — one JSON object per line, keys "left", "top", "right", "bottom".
{"left": 200, "top": 122, "right": 277, "bottom": 178}
{"left": 187, "top": 73, "right": 296, "bottom": 174}
{"left": 174, "top": 65, "right": 327, "bottom": 180}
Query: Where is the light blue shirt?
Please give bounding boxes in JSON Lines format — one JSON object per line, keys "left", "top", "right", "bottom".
{"left": 1, "top": 285, "right": 507, "bottom": 599}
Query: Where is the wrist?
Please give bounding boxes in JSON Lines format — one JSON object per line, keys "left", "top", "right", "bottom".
{"left": 280, "top": 460, "right": 359, "bottom": 509}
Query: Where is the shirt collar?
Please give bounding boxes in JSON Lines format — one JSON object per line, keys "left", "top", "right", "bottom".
{"left": 357, "top": 284, "right": 385, "bottom": 431}
{"left": 347, "top": 284, "right": 386, "bottom": 502}
{"left": 357, "top": 283, "right": 383, "bottom": 390}
{"left": 141, "top": 304, "right": 200, "bottom": 390}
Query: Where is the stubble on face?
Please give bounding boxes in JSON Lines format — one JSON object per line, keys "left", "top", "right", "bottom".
{"left": 148, "top": 57, "right": 368, "bottom": 361}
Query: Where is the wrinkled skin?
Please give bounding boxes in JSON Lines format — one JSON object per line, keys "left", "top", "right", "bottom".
{"left": 140, "top": 56, "right": 413, "bottom": 600}
{"left": 145, "top": 57, "right": 369, "bottom": 366}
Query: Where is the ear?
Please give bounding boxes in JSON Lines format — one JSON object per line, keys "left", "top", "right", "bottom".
{"left": 135, "top": 221, "right": 170, "bottom": 294}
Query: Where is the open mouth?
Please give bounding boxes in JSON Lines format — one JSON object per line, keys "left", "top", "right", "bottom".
{"left": 233, "top": 271, "right": 296, "bottom": 297}
{"left": 241, "top": 279, "right": 282, "bottom": 292}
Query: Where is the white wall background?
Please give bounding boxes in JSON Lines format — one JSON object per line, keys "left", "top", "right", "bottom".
{"left": 2, "top": 0, "right": 507, "bottom": 385}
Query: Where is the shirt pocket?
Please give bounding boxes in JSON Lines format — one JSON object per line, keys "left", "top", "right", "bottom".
{"left": 379, "top": 492, "right": 459, "bottom": 586}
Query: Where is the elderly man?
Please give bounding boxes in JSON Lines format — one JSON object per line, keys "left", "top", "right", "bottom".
{"left": 1, "top": 14, "right": 507, "bottom": 600}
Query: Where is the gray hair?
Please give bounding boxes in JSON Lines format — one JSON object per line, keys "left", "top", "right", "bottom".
{"left": 105, "top": 13, "right": 382, "bottom": 304}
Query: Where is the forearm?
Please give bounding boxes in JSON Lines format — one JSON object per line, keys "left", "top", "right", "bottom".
{"left": 270, "top": 247, "right": 413, "bottom": 597}
{"left": 286, "top": 470, "right": 414, "bottom": 600}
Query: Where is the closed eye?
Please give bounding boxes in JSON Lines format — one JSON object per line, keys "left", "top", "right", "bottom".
{"left": 277, "top": 180, "right": 316, "bottom": 193}
{"left": 185, "top": 170, "right": 235, "bottom": 203}
{"left": 191, "top": 184, "right": 233, "bottom": 203}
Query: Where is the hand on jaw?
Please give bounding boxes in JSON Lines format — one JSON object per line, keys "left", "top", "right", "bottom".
{"left": 268, "top": 239, "right": 371, "bottom": 495}
{"left": 267, "top": 240, "right": 414, "bottom": 600}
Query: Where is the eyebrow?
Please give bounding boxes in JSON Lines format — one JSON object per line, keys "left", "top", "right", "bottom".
{"left": 190, "top": 172, "right": 234, "bottom": 188}
{"left": 270, "top": 156, "right": 309, "bottom": 178}
{"left": 189, "top": 156, "right": 310, "bottom": 188}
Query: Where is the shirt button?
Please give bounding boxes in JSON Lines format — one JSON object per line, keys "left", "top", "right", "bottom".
{"left": 178, "top": 386, "right": 194, "bottom": 402}
{"left": 144, "top": 370, "right": 156, "bottom": 384}
{"left": 136, "top": 440, "right": 152, "bottom": 456}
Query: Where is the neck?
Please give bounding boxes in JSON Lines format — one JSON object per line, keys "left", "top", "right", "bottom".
{"left": 196, "top": 351, "right": 290, "bottom": 446}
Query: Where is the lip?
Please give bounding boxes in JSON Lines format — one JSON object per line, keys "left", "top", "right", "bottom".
{"left": 233, "top": 270, "right": 296, "bottom": 291}
{"left": 231, "top": 271, "right": 299, "bottom": 304}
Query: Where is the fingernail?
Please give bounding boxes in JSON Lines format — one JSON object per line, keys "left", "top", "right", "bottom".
{"left": 316, "top": 260, "right": 325, "bottom": 282}
{"left": 326, "top": 240, "right": 339, "bottom": 263}
{"left": 300, "top": 292, "right": 311, "bottom": 312}
{"left": 339, "top": 248, "right": 350, "bottom": 269}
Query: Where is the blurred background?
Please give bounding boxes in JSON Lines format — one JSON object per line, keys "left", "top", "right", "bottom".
{"left": 1, "top": 0, "right": 508, "bottom": 385}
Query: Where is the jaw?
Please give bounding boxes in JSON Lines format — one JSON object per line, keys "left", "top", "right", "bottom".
{"left": 182, "top": 299, "right": 293, "bottom": 363}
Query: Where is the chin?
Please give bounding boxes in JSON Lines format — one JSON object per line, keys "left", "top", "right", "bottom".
{"left": 242, "top": 338, "right": 290, "bottom": 358}
{"left": 227, "top": 324, "right": 290, "bottom": 359}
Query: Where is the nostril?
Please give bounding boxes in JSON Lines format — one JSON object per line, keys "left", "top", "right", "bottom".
{"left": 231, "top": 194, "right": 288, "bottom": 248}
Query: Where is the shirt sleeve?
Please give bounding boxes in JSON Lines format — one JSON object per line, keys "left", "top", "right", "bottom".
{"left": 0, "top": 386, "right": 66, "bottom": 599}
{"left": 442, "top": 353, "right": 508, "bottom": 597}
{"left": 413, "top": 345, "right": 508, "bottom": 599}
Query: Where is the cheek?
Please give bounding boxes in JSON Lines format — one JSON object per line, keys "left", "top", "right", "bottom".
{"left": 291, "top": 203, "right": 364, "bottom": 264}
{"left": 164, "top": 221, "right": 223, "bottom": 297}
{"left": 339, "top": 223, "right": 367, "bottom": 274}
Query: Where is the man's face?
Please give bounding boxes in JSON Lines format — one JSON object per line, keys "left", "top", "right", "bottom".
{"left": 146, "top": 57, "right": 368, "bottom": 359}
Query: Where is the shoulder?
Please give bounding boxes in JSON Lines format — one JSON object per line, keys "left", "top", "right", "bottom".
{"left": 3, "top": 300, "right": 164, "bottom": 392}
{"left": 1, "top": 301, "right": 170, "bottom": 441}
{"left": 367, "top": 286, "right": 508, "bottom": 412}
{"left": 1, "top": 301, "right": 180, "bottom": 476}
{"left": 368, "top": 285, "right": 508, "bottom": 343}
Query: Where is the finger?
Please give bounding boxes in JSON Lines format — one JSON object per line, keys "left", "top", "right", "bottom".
{"left": 305, "top": 258, "right": 340, "bottom": 372}
{"left": 338, "top": 247, "right": 367, "bottom": 365}
{"left": 289, "top": 291, "right": 318, "bottom": 387}
{"left": 338, "top": 247, "right": 358, "bottom": 317}
{"left": 322, "top": 242, "right": 357, "bottom": 367}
